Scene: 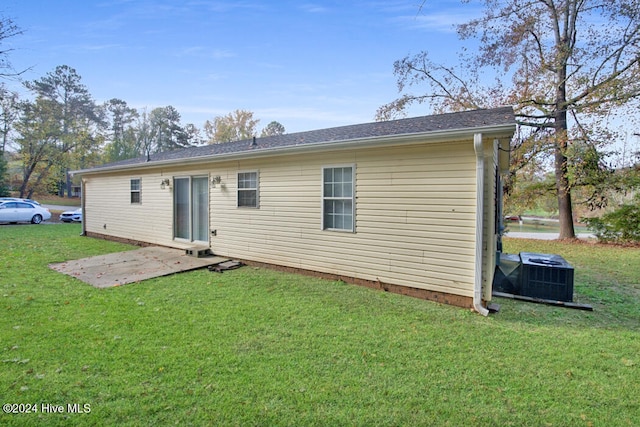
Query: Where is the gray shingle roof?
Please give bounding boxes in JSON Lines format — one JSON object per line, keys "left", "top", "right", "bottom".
{"left": 79, "top": 107, "right": 515, "bottom": 173}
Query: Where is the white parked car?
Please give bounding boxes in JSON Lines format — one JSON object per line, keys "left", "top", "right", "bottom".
{"left": 0, "top": 200, "right": 52, "bottom": 224}
{"left": 60, "top": 208, "right": 82, "bottom": 223}
{"left": 0, "top": 197, "right": 41, "bottom": 205}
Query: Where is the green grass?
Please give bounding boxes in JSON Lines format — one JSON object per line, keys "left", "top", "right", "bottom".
{"left": 1, "top": 225, "right": 639, "bottom": 426}
{"left": 522, "top": 207, "right": 558, "bottom": 218}
{"left": 33, "top": 195, "right": 81, "bottom": 207}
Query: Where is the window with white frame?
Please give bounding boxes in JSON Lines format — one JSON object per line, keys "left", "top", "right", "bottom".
{"left": 237, "top": 171, "right": 259, "bottom": 208}
{"left": 130, "top": 178, "right": 141, "bottom": 204}
{"left": 322, "top": 166, "right": 354, "bottom": 231}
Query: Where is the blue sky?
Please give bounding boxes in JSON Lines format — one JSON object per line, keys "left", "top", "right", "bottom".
{"left": 2, "top": 0, "right": 481, "bottom": 134}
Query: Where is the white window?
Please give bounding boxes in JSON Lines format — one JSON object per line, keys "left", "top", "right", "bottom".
{"left": 130, "top": 178, "right": 141, "bottom": 204}
{"left": 237, "top": 171, "right": 259, "bottom": 208}
{"left": 322, "top": 166, "right": 354, "bottom": 232}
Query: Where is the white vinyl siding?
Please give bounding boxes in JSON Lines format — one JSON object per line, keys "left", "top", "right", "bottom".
{"left": 83, "top": 139, "right": 485, "bottom": 299}
{"left": 83, "top": 169, "right": 211, "bottom": 249}
{"left": 237, "top": 171, "right": 259, "bottom": 208}
{"left": 482, "top": 139, "right": 500, "bottom": 301}
{"left": 322, "top": 165, "right": 354, "bottom": 232}
{"left": 209, "top": 142, "right": 478, "bottom": 298}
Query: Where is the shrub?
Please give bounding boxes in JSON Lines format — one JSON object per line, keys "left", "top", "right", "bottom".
{"left": 583, "top": 198, "right": 640, "bottom": 243}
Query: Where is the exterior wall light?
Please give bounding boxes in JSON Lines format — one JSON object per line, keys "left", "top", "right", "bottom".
{"left": 211, "top": 175, "right": 221, "bottom": 187}
{"left": 160, "top": 178, "right": 171, "bottom": 189}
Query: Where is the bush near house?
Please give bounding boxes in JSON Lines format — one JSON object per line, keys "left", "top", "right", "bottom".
{"left": 0, "top": 226, "right": 638, "bottom": 426}
{"left": 583, "top": 196, "right": 640, "bottom": 244}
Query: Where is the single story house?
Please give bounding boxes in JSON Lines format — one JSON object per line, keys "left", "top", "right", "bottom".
{"left": 72, "top": 107, "right": 515, "bottom": 315}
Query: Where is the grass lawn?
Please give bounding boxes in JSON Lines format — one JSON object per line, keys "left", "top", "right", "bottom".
{"left": 37, "top": 196, "right": 81, "bottom": 207}
{"left": 1, "top": 225, "right": 638, "bottom": 426}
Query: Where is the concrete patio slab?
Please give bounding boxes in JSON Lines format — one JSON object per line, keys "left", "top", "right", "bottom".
{"left": 49, "top": 246, "right": 228, "bottom": 288}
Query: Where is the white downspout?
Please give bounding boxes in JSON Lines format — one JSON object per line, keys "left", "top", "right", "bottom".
{"left": 80, "top": 178, "right": 86, "bottom": 236}
{"left": 473, "top": 133, "right": 489, "bottom": 316}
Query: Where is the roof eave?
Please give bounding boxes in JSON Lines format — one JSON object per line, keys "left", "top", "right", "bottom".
{"left": 72, "top": 122, "right": 516, "bottom": 176}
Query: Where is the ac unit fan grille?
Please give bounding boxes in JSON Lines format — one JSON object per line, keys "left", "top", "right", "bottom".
{"left": 520, "top": 252, "right": 574, "bottom": 302}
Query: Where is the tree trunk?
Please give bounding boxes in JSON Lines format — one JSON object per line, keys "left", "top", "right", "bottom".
{"left": 554, "top": 35, "right": 577, "bottom": 240}
{"left": 66, "top": 168, "right": 72, "bottom": 198}
{"left": 555, "top": 143, "right": 576, "bottom": 239}
{"left": 19, "top": 167, "right": 35, "bottom": 198}
{"left": 554, "top": 96, "right": 576, "bottom": 239}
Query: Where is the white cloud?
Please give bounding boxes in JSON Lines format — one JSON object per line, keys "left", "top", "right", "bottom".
{"left": 77, "top": 43, "right": 124, "bottom": 52}
{"left": 177, "top": 46, "right": 235, "bottom": 59}
{"left": 299, "top": 3, "right": 330, "bottom": 13}
{"left": 394, "top": 12, "right": 469, "bottom": 33}
{"left": 391, "top": 2, "right": 483, "bottom": 34}
{"left": 189, "top": 1, "right": 266, "bottom": 13}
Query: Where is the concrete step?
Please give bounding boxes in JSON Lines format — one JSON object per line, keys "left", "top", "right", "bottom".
{"left": 185, "top": 247, "right": 213, "bottom": 258}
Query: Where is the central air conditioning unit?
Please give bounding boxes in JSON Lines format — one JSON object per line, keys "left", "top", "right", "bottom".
{"left": 519, "top": 252, "right": 574, "bottom": 302}
{"left": 493, "top": 253, "right": 522, "bottom": 294}
{"left": 493, "top": 252, "right": 575, "bottom": 302}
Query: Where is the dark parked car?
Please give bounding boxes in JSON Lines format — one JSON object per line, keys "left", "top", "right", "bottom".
{"left": 0, "top": 201, "right": 52, "bottom": 224}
